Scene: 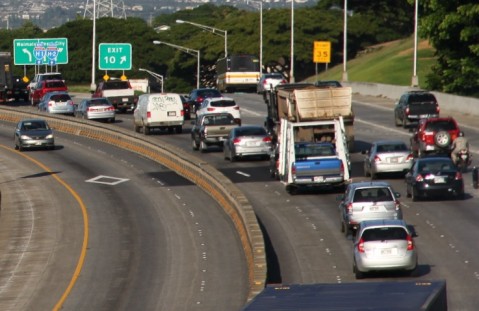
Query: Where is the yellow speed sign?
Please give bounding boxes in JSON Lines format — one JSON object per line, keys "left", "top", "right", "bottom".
{"left": 313, "top": 41, "right": 331, "bottom": 63}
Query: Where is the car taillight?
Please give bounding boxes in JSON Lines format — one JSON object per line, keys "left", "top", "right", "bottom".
{"left": 424, "top": 133, "right": 435, "bottom": 145}
{"left": 357, "top": 238, "right": 365, "bottom": 253}
{"left": 340, "top": 161, "right": 344, "bottom": 174}
{"left": 451, "top": 132, "right": 458, "bottom": 141}
{"left": 263, "top": 80, "right": 268, "bottom": 85}
{"left": 68, "top": 100, "right": 74, "bottom": 106}
{"left": 196, "top": 96, "right": 203, "bottom": 103}
{"left": 395, "top": 200, "right": 401, "bottom": 210}
{"left": 232, "top": 138, "right": 241, "bottom": 145}
{"left": 407, "top": 235, "right": 414, "bottom": 251}
{"left": 234, "top": 106, "right": 240, "bottom": 110}
{"left": 405, "top": 107, "right": 410, "bottom": 115}
{"left": 263, "top": 136, "right": 272, "bottom": 143}
{"left": 436, "top": 106, "right": 440, "bottom": 114}
{"left": 406, "top": 154, "right": 414, "bottom": 161}
{"left": 374, "top": 155, "right": 381, "bottom": 162}
{"left": 281, "top": 79, "right": 287, "bottom": 84}
{"left": 455, "top": 172, "right": 463, "bottom": 180}
{"left": 415, "top": 174, "right": 424, "bottom": 182}
{"left": 346, "top": 203, "right": 353, "bottom": 213}
{"left": 207, "top": 107, "right": 215, "bottom": 111}
{"left": 291, "top": 163, "right": 296, "bottom": 177}
{"left": 181, "top": 110, "right": 184, "bottom": 117}
{"left": 147, "top": 111, "right": 151, "bottom": 119}
{"left": 48, "top": 100, "right": 54, "bottom": 107}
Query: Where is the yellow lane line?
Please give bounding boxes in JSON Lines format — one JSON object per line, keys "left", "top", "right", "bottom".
{"left": 1, "top": 146, "right": 89, "bottom": 311}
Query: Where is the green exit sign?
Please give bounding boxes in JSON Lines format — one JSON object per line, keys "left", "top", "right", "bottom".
{"left": 99, "top": 43, "right": 132, "bottom": 70}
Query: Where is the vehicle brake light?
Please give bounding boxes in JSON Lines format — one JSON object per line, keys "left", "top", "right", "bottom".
{"left": 455, "top": 172, "right": 463, "bottom": 180}
{"left": 291, "top": 163, "right": 296, "bottom": 177}
{"left": 207, "top": 107, "right": 215, "bottom": 112}
{"left": 263, "top": 136, "right": 272, "bottom": 143}
{"left": 181, "top": 110, "right": 184, "bottom": 117}
{"left": 48, "top": 100, "right": 54, "bottom": 107}
{"left": 436, "top": 106, "right": 440, "bottom": 114}
{"left": 147, "top": 111, "right": 151, "bottom": 119}
{"left": 232, "top": 138, "right": 241, "bottom": 145}
{"left": 346, "top": 203, "right": 353, "bottom": 213}
{"left": 374, "top": 155, "right": 381, "bottom": 162}
{"left": 196, "top": 96, "right": 203, "bottom": 103}
{"left": 395, "top": 200, "right": 401, "bottom": 211}
{"left": 406, "top": 154, "right": 414, "bottom": 161}
{"left": 357, "top": 238, "right": 365, "bottom": 253}
{"left": 68, "top": 100, "right": 74, "bottom": 106}
{"left": 407, "top": 235, "right": 414, "bottom": 251}
{"left": 340, "top": 161, "right": 344, "bottom": 174}
{"left": 415, "top": 174, "right": 424, "bottom": 182}
{"left": 405, "top": 107, "right": 410, "bottom": 115}
{"left": 234, "top": 106, "right": 240, "bottom": 110}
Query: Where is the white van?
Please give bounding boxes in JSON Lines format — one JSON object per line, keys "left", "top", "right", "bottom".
{"left": 133, "top": 93, "right": 184, "bottom": 135}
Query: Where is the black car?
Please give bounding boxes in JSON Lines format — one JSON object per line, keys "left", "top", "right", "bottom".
{"left": 405, "top": 156, "right": 464, "bottom": 201}
{"left": 186, "top": 88, "right": 222, "bottom": 113}
{"left": 394, "top": 91, "right": 439, "bottom": 128}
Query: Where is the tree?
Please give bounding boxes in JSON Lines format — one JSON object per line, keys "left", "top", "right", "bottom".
{"left": 419, "top": 1, "right": 479, "bottom": 96}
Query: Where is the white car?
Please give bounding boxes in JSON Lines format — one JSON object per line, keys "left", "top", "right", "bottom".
{"left": 353, "top": 219, "right": 418, "bottom": 279}
{"left": 256, "top": 73, "right": 286, "bottom": 94}
{"left": 196, "top": 97, "right": 241, "bottom": 125}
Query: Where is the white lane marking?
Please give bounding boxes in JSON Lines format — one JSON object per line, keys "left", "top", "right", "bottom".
{"left": 85, "top": 175, "right": 129, "bottom": 185}
{"left": 236, "top": 171, "right": 250, "bottom": 177}
{"left": 240, "top": 107, "right": 263, "bottom": 117}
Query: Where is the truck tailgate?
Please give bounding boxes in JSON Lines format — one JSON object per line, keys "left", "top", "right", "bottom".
{"left": 294, "top": 157, "right": 342, "bottom": 176}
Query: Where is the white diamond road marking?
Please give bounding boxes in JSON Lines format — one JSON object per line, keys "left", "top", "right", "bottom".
{"left": 85, "top": 175, "right": 130, "bottom": 185}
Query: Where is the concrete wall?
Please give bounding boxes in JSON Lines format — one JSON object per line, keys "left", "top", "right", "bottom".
{"left": 345, "top": 82, "right": 479, "bottom": 117}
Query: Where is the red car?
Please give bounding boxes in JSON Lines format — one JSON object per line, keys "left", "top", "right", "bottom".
{"left": 30, "top": 80, "right": 68, "bottom": 106}
{"left": 409, "top": 117, "right": 460, "bottom": 157}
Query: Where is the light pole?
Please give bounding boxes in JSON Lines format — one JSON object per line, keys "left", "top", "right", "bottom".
{"left": 176, "top": 19, "right": 227, "bottom": 58}
{"left": 139, "top": 68, "right": 164, "bottom": 93}
{"left": 152, "top": 40, "right": 200, "bottom": 89}
{"left": 290, "top": 0, "right": 295, "bottom": 82}
{"left": 342, "top": 0, "right": 348, "bottom": 82}
{"left": 246, "top": 0, "right": 263, "bottom": 73}
{"left": 411, "top": 0, "right": 419, "bottom": 87}
{"left": 90, "top": 0, "right": 96, "bottom": 91}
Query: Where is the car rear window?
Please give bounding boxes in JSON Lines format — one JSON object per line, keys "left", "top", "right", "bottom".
{"left": 295, "top": 144, "right": 335, "bottom": 157}
{"left": 265, "top": 74, "right": 283, "bottom": 79}
{"left": 210, "top": 100, "right": 236, "bottom": 108}
{"left": 418, "top": 160, "right": 454, "bottom": 172}
{"left": 204, "top": 115, "right": 234, "bottom": 125}
{"left": 50, "top": 94, "right": 71, "bottom": 101}
{"left": 425, "top": 120, "right": 456, "bottom": 131}
{"left": 376, "top": 143, "right": 408, "bottom": 152}
{"left": 353, "top": 187, "right": 393, "bottom": 202}
{"left": 410, "top": 94, "right": 436, "bottom": 103}
{"left": 103, "top": 81, "right": 130, "bottom": 90}
{"left": 237, "top": 127, "right": 267, "bottom": 136}
{"left": 198, "top": 90, "right": 221, "bottom": 97}
{"left": 361, "top": 227, "right": 408, "bottom": 242}
{"left": 45, "top": 81, "right": 66, "bottom": 88}
{"left": 90, "top": 100, "right": 111, "bottom": 107}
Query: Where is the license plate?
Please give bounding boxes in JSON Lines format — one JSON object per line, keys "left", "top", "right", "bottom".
{"left": 369, "top": 205, "right": 380, "bottom": 211}
{"left": 122, "top": 98, "right": 128, "bottom": 102}
{"left": 420, "top": 114, "right": 429, "bottom": 118}
{"left": 246, "top": 141, "right": 260, "bottom": 146}
{"left": 168, "top": 111, "right": 176, "bottom": 116}
{"left": 313, "top": 176, "right": 324, "bottom": 182}
{"left": 434, "top": 176, "right": 446, "bottom": 183}
{"left": 381, "top": 249, "right": 392, "bottom": 255}
{"left": 461, "top": 154, "right": 468, "bottom": 159}
{"left": 390, "top": 157, "right": 399, "bottom": 163}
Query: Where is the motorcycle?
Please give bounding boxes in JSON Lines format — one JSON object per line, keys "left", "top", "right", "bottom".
{"left": 454, "top": 149, "right": 472, "bottom": 172}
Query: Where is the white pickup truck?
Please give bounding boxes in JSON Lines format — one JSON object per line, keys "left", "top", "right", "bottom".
{"left": 92, "top": 79, "right": 138, "bottom": 113}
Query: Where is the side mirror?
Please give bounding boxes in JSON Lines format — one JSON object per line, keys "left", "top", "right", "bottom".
{"left": 394, "top": 192, "right": 401, "bottom": 198}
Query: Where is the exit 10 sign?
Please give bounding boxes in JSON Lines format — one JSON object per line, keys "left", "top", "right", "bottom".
{"left": 99, "top": 43, "right": 132, "bottom": 70}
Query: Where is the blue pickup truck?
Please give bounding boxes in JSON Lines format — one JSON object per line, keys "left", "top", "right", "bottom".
{"left": 285, "top": 142, "right": 346, "bottom": 193}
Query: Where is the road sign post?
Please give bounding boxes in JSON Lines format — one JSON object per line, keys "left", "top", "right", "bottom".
{"left": 98, "top": 43, "right": 132, "bottom": 70}
{"left": 14, "top": 38, "right": 68, "bottom": 65}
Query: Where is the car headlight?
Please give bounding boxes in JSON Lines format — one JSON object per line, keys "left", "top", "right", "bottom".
{"left": 46, "top": 134, "right": 54, "bottom": 139}
{"left": 20, "top": 135, "right": 31, "bottom": 139}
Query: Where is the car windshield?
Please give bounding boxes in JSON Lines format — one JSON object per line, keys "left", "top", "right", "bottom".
{"left": 353, "top": 187, "right": 393, "bottom": 202}
{"left": 90, "top": 99, "right": 110, "bottom": 106}
{"left": 425, "top": 120, "right": 456, "bottom": 131}
{"left": 376, "top": 143, "right": 408, "bottom": 153}
{"left": 210, "top": 100, "right": 236, "bottom": 108}
{"left": 295, "top": 144, "right": 335, "bottom": 157}
{"left": 418, "top": 160, "right": 454, "bottom": 172}
{"left": 22, "top": 121, "right": 49, "bottom": 131}
{"left": 361, "top": 227, "right": 408, "bottom": 242}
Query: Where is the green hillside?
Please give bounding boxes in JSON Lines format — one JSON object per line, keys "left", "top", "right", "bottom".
{"left": 306, "top": 37, "right": 436, "bottom": 89}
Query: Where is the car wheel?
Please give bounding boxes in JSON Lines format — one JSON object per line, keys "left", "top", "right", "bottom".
{"left": 144, "top": 126, "right": 150, "bottom": 135}
{"left": 230, "top": 153, "right": 237, "bottom": 162}
{"left": 110, "top": 118, "right": 115, "bottom": 123}
{"left": 224, "top": 148, "right": 229, "bottom": 160}
{"left": 192, "top": 138, "right": 199, "bottom": 151}
{"left": 14, "top": 144, "right": 19, "bottom": 151}
{"left": 176, "top": 126, "right": 182, "bottom": 134}
{"left": 18, "top": 144, "right": 23, "bottom": 152}
{"left": 363, "top": 163, "right": 370, "bottom": 177}
{"left": 286, "top": 185, "right": 298, "bottom": 195}
{"left": 353, "top": 261, "right": 364, "bottom": 279}
{"left": 134, "top": 124, "right": 140, "bottom": 133}
{"left": 434, "top": 130, "right": 451, "bottom": 148}
{"left": 394, "top": 113, "right": 401, "bottom": 127}
{"left": 370, "top": 171, "right": 377, "bottom": 180}
{"left": 411, "top": 188, "right": 420, "bottom": 202}
{"left": 402, "top": 117, "right": 408, "bottom": 128}
{"left": 457, "top": 192, "right": 465, "bottom": 200}
{"left": 168, "top": 127, "right": 174, "bottom": 134}
{"left": 340, "top": 217, "right": 345, "bottom": 233}
{"left": 406, "top": 184, "right": 412, "bottom": 198}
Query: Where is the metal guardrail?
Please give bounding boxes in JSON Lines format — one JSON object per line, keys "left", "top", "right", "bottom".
{"left": 0, "top": 106, "right": 266, "bottom": 300}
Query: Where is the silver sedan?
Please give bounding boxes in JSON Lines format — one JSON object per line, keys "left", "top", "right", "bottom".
{"left": 38, "top": 91, "right": 75, "bottom": 115}
{"left": 223, "top": 125, "right": 272, "bottom": 162}
{"left": 75, "top": 98, "right": 116, "bottom": 123}
{"left": 14, "top": 118, "right": 55, "bottom": 151}
{"left": 363, "top": 140, "right": 414, "bottom": 179}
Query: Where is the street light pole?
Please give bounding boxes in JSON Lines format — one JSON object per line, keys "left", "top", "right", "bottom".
{"left": 290, "top": 0, "right": 295, "bottom": 82}
{"left": 139, "top": 68, "right": 164, "bottom": 93}
{"left": 90, "top": 0, "right": 96, "bottom": 91}
{"left": 152, "top": 40, "right": 200, "bottom": 89}
{"left": 176, "top": 19, "right": 228, "bottom": 58}
{"left": 342, "top": 0, "right": 348, "bottom": 82}
{"left": 411, "top": 0, "right": 419, "bottom": 87}
{"left": 246, "top": 0, "right": 263, "bottom": 73}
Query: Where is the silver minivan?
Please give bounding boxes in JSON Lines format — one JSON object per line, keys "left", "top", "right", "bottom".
{"left": 338, "top": 181, "right": 402, "bottom": 236}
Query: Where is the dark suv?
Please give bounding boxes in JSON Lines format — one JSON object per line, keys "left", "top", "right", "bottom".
{"left": 394, "top": 91, "right": 439, "bottom": 128}
{"left": 186, "top": 88, "right": 222, "bottom": 113}
{"left": 409, "top": 117, "right": 460, "bottom": 157}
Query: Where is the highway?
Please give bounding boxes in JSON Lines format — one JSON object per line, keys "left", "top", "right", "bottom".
{"left": 1, "top": 92, "right": 479, "bottom": 310}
